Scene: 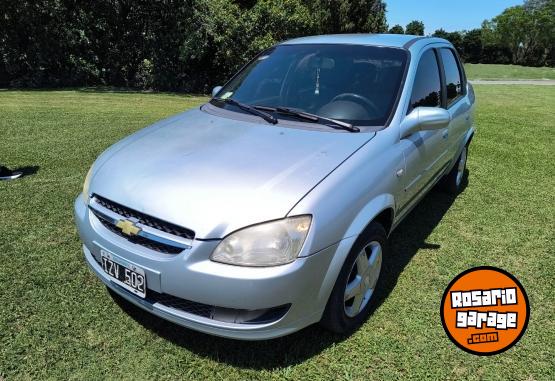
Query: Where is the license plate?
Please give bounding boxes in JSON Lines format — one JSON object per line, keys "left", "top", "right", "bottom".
{"left": 100, "top": 250, "right": 146, "bottom": 298}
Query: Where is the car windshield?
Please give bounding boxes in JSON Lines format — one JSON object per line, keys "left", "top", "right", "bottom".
{"left": 211, "top": 44, "right": 408, "bottom": 126}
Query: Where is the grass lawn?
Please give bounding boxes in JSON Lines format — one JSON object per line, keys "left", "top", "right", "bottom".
{"left": 1, "top": 86, "right": 554, "bottom": 380}
{"left": 464, "top": 63, "right": 555, "bottom": 80}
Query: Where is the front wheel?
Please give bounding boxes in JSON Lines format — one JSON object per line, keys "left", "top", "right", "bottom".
{"left": 320, "top": 222, "right": 387, "bottom": 334}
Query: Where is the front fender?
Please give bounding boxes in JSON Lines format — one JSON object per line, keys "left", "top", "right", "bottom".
{"left": 294, "top": 191, "right": 397, "bottom": 258}
{"left": 311, "top": 194, "right": 395, "bottom": 316}
{"left": 343, "top": 193, "right": 395, "bottom": 238}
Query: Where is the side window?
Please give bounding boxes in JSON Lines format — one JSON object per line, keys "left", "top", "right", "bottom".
{"left": 440, "top": 48, "right": 463, "bottom": 106}
{"left": 408, "top": 50, "right": 441, "bottom": 113}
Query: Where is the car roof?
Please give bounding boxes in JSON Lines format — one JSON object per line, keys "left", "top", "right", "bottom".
{"left": 280, "top": 34, "right": 448, "bottom": 50}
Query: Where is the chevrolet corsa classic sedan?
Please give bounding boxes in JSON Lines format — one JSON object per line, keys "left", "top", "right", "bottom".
{"left": 75, "top": 34, "right": 475, "bottom": 339}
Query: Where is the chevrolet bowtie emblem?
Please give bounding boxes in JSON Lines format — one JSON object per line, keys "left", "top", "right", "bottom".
{"left": 116, "top": 219, "right": 141, "bottom": 236}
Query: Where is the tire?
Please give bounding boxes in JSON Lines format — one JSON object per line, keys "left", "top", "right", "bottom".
{"left": 320, "top": 221, "right": 388, "bottom": 334}
{"left": 440, "top": 145, "right": 468, "bottom": 194}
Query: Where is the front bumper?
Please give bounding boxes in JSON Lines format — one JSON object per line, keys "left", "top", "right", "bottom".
{"left": 75, "top": 196, "right": 352, "bottom": 340}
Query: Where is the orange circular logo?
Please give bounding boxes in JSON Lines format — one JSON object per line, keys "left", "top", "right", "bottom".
{"left": 441, "top": 266, "right": 529, "bottom": 355}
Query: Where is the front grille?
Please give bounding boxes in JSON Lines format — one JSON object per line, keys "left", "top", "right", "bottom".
{"left": 90, "top": 194, "right": 194, "bottom": 254}
{"left": 94, "top": 195, "right": 195, "bottom": 240}
{"left": 98, "top": 217, "right": 183, "bottom": 254}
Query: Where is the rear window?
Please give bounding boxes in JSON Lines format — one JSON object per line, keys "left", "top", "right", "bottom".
{"left": 440, "top": 49, "right": 464, "bottom": 106}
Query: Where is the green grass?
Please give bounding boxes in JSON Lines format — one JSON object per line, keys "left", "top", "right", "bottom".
{"left": 464, "top": 63, "right": 555, "bottom": 80}
{"left": 1, "top": 86, "right": 554, "bottom": 380}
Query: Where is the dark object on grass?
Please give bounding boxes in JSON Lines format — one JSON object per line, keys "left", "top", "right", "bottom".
{"left": 0, "top": 165, "right": 23, "bottom": 180}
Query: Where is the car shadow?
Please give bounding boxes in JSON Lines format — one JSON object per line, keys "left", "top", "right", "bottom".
{"left": 109, "top": 175, "right": 467, "bottom": 370}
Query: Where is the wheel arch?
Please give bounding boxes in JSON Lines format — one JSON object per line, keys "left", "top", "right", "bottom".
{"left": 343, "top": 193, "right": 396, "bottom": 238}
{"left": 316, "top": 194, "right": 396, "bottom": 315}
{"left": 464, "top": 126, "right": 475, "bottom": 147}
{"left": 371, "top": 207, "right": 395, "bottom": 237}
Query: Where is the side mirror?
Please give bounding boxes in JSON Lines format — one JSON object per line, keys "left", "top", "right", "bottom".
{"left": 400, "top": 107, "right": 451, "bottom": 139}
{"left": 211, "top": 85, "right": 222, "bottom": 98}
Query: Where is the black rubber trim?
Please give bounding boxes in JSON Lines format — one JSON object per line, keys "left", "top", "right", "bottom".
{"left": 384, "top": 49, "right": 411, "bottom": 127}
{"left": 435, "top": 48, "right": 449, "bottom": 108}
{"left": 403, "top": 36, "right": 428, "bottom": 49}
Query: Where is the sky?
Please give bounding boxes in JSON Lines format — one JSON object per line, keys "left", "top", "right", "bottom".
{"left": 385, "top": 0, "right": 524, "bottom": 34}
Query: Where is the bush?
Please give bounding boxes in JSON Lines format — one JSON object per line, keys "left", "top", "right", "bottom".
{"left": 0, "top": 0, "right": 387, "bottom": 91}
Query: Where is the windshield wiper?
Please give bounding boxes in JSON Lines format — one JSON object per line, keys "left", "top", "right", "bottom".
{"left": 256, "top": 106, "right": 359, "bottom": 132}
{"left": 214, "top": 98, "right": 277, "bottom": 124}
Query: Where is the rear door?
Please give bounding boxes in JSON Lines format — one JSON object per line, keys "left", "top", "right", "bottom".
{"left": 438, "top": 48, "right": 472, "bottom": 162}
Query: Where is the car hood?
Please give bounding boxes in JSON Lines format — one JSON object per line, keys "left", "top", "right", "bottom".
{"left": 89, "top": 107, "right": 374, "bottom": 239}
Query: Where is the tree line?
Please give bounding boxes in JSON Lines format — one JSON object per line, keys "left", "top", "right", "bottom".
{"left": 0, "top": 0, "right": 386, "bottom": 91}
{"left": 388, "top": 0, "right": 554, "bottom": 67}
{"left": 1, "top": 0, "right": 552, "bottom": 92}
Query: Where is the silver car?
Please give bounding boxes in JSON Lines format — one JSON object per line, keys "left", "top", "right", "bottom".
{"left": 75, "top": 34, "right": 475, "bottom": 340}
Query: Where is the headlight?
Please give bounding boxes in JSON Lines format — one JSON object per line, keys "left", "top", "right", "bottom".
{"left": 82, "top": 166, "right": 93, "bottom": 203}
{"left": 210, "top": 215, "right": 312, "bottom": 267}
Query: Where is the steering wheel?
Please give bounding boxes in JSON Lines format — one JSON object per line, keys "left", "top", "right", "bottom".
{"left": 331, "top": 93, "right": 380, "bottom": 116}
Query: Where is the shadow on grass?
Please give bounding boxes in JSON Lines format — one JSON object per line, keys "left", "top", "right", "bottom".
{"left": 109, "top": 175, "right": 467, "bottom": 370}
{"left": 18, "top": 165, "right": 40, "bottom": 177}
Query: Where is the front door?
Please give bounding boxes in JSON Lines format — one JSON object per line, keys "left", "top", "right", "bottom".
{"left": 397, "top": 48, "right": 449, "bottom": 215}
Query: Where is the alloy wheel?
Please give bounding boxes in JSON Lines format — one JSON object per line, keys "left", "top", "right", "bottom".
{"left": 344, "top": 241, "right": 382, "bottom": 318}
